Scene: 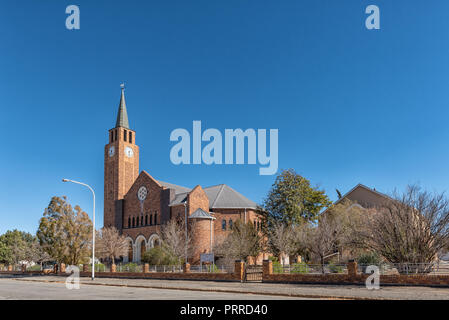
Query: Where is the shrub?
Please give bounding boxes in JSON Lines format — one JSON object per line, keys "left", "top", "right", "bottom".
{"left": 28, "top": 265, "right": 42, "bottom": 271}
{"left": 291, "top": 262, "right": 309, "bottom": 274}
{"left": 121, "top": 262, "right": 140, "bottom": 272}
{"left": 328, "top": 263, "right": 344, "bottom": 274}
{"left": 142, "top": 247, "right": 179, "bottom": 266}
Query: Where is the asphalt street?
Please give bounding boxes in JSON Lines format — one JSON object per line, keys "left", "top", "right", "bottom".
{"left": 0, "top": 278, "right": 306, "bottom": 300}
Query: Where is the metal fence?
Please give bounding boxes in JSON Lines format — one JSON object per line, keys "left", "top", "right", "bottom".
{"left": 273, "top": 263, "right": 348, "bottom": 274}
{"left": 189, "top": 264, "right": 231, "bottom": 273}
{"left": 358, "top": 262, "right": 449, "bottom": 275}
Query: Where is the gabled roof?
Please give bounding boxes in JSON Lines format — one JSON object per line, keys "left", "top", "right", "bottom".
{"left": 116, "top": 86, "right": 129, "bottom": 129}
{"left": 204, "top": 184, "right": 258, "bottom": 209}
{"left": 167, "top": 183, "right": 258, "bottom": 209}
{"left": 189, "top": 208, "right": 215, "bottom": 220}
{"left": 322, "top": 183, "right": 392, "bottom": 215}
{"left": 158, "top": 181, "right": 191, "bottom": 195}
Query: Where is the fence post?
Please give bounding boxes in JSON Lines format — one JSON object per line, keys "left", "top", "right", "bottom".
{"left": 59, "top": 263, "right": 66, "bottom": 274}
{"left": 262, "top": 260, "right": 272, "bottom": 281}
{"left": 347, "top": 260, "right": 358, "bottom": 280}
{"left": 234, "top": 260, "right": 245, "bottom": 282}
{"left": 143, "top": 263, "right": 149, "bottom": 273}
{"left": 111, "top": 264, "right": 116, "bottom": 273}
{"left": 7, "top": 265, "right": 13, "bottom": 272}
{"left": 183, "top": 263, "right": 190, "bottom": 273}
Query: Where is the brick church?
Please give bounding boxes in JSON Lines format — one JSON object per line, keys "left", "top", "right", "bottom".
{"left": 104, "top": 86, "right": 262, "bottom": 264}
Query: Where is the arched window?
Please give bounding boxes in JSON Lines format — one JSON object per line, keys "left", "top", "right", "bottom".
{"left": 229, "top": 219, "right": 233, "bottom": 230}
{"left": 132, "top": 217, "right": 135, "bottom": 228}
{"left": 222, "top": 219, "right": 227, "bottom": 231}
{"left": 150, "top": 215, "right": 153, "bottom": 226}
{"left": 145, "top": 215, "right": 148, "bottom": 225}
{"left": 254, "top": 220, "right": 257, "bottom": 228}
{"left": 154, "top": 213, "right": 158, "bottom": 225}
{"left": 128, "top": 217, "right": 131, "bottom": 228}
{"left": 257, "top": 221, "right": 260, "bottom": 231}
{"left": 141, "top": 216, "right": 144, "bottom": 226}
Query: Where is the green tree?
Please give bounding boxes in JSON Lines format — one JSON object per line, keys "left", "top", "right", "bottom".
{"left": 262, "top": 169, "right": 331, "bottom": 227}
{"left": 0, "top": 230, "right": 35, "bottom": 265}
{"left": 37, "top": 196, "right": 92, "bottom": 265}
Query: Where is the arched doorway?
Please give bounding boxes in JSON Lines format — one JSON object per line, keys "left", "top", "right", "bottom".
{"left": 140, "top": 239, "right": 146, "bottom": 261}
{"left": 127, "top": 242, "right": 133, "bottom": 262}
{"left": 148, "top": 234, "right": 161, "bottom": 249}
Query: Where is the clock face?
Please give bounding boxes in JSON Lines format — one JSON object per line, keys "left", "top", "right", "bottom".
{"left": 138, "top": 186, "right": 148, "bottom": 201}
{"left": 108, "top": 146, "right": 115, "bottom": 157}
{"left": 125, "top": 146, "right": 134, "bottom": 158}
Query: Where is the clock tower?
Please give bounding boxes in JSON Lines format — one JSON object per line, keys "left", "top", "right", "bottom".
{"left": 104, "top": 84, "right": 139, "bottom": 229}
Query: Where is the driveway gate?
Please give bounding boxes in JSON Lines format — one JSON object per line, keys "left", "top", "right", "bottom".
{"left": 244, "top": 265, "right": 263, "bottom": 282}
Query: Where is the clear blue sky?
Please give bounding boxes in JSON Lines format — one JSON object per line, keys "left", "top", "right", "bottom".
{"left": 2, "top": 0, "right": 449, "bottom": 235}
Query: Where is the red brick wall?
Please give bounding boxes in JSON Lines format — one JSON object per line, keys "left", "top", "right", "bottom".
{"left": 123, "top": 171, "right": 163, "bottom": 238}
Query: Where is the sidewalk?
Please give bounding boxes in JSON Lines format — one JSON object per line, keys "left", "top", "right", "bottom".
{"left": 3, "top": 274, "right": 449, "bottom": 300}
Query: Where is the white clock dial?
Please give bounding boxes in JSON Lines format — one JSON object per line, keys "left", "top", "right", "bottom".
{"left": 138, "top": 186, "right": 148, "bottom": 201}
{"left": 108, "top": 146, "right": 115, "bottom": 157}
{"left": 125, "top": 146, "right": 134, "bottom": 158}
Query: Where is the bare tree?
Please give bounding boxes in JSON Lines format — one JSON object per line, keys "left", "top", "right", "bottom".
{"left": 300, "top": 200, "right": 364, "bottom": 272}
{"left": 357, "top": 185, "right": 449, "bottom": 272}
{"left": 214, "top": 220, "right": 262, "bottom": 265}
{"left": 267, "top": 222, "right": 297, "bottom": 265}
{"left": 158, "top": 219, "right": 194, "bottom": 264}
{"left": 95, "top": 227, "right": 128, "bottom": 265}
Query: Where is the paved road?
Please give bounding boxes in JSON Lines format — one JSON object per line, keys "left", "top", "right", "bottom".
{"left": 0, "top": 278, "right": 305, "bottom": 300}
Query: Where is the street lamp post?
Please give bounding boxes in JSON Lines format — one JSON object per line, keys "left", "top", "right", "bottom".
{"left": 184, "top": 201, "right": 188, "bottom": 264}
{"left": 62, "top": 178, "right": 95, "bottom": 280}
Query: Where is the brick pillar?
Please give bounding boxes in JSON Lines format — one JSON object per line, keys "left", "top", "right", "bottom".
{"left": 7, "top": 265, "right": 12, "bottom": 272}
{"left": 21, "top": 264, "right": 26, "bottom": 273}
{"left": 183, "top": 263, "right": 190, "bottom": 273}
{"left": 234, "top": 260, "right": 245, "bottom": 282}
{"left": 53, "top": 264, "right": 59, "bottom": 273}
{"left": 262, "top": 260, "right": 272, "bottom": 279}
{"left": 83, "top": 264, "right": 89, "bottom": 273}
{"left": 347, "top": 261, "right": 358, "bottom": 279}
{"left": 59, "top": 263, "right": 66, "bottom": 274}
{"left": 111, "top": 264, "right": 116, "bottom": 273}
{"left": 143, "top": 263, "right": 149, "bottom": 273}
{"left": 297, "top": 256, "right": 302, "bottom": 263}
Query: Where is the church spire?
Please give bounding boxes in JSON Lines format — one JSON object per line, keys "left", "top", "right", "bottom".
{"left": 115, "top": 83, "right": 129, "bottom": 129}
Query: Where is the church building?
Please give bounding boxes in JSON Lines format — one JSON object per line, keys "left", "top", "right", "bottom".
{"left": 104, "top": 86, "right": 262, "bottom": 263}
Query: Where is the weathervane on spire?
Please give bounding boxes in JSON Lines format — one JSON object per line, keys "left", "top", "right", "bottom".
{"left": 120, "top": 82, "right": 125, "bottom": 91}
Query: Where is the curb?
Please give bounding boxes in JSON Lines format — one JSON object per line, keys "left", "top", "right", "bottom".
{"left": 9, "top": 277, "right": 385, "bottom": 300}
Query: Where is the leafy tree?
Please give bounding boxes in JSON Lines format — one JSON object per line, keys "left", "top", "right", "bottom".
{"left": 0, "top": 230, "right": 35, "bottom": 265}
{"left": 37, "top": 196, "right": 92, "bottom": 265}
{"left": 262, "top": 169, "right": 331, "bottom": 227}
{"left": 96, "top": 227, "right": 128, "bottom": 265}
